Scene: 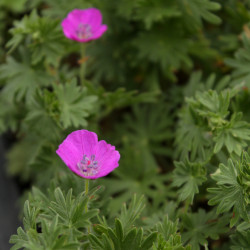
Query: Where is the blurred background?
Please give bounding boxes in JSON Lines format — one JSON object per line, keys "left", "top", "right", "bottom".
{"left": 0, "top": 0, "right": 250, "bottom": 249}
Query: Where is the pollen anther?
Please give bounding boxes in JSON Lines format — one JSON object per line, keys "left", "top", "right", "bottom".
{"left": 77, "top": 154, "right": 99, "bottom": 176}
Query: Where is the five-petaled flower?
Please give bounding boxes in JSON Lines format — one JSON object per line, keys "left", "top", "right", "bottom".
{"left": 61, "top": 8, "right": 107, "bottom": 42}
{"left": 56, "top": 130, "right": 120, "bottom": 179}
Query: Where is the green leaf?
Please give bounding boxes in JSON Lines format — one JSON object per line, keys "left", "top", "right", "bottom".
{"left": 213, "top": 113, "right": 250, "bottom": 155}
{"left": 184, "top": 87, "right": 250, "bottom": 156}
{"left": 120, "top": 194, "right": 145, "bottom": 231}
{"left": 190, "top": 89, "right": 230, "bottom": 119}
{"left": 54, "top": 79, "right": 97, "bottom": 129}
{"left": 230, "top": 230, "right": 250, "bottom": 250}
{"left": 237, "top": 221, "right": 250, "bottom": 232}
{"left": 208, "top": 155, "right": 250, "bottom": 225}
{"left": 115, "top": 219, "right": 124, "bottom": 241}
{"left": 179, "top": 0, "right": 221, "bottom": 30}
{"left": 225, "top": 33, "right": 250, "bottom": 88}
{"left": 122, "top": 227, "right": 137, "bottom": 250}
{"left": 182, "top": 209, "right": 228, "bottom": 250}
{"left": 10, "top": 227, "right": 34, "bottom": 250}
{"left": 7, "top": 9, "right": 65, "bottom": 65}
{"left": 25, "top": 89, "right": 60, "bottom": 139}
{"left": 155, "top": 216, "right": 178, "bottom": 240}
{"left": 23, "top": 201, "right": 39, "bottom": 231}
{"left": 140, "top": 231, "right": 158, "bottom": 250}
{"left": 133, "top": 23, "right": 192, "bottom": 74}
{"left": 102, "top": 233, "right": 115, "bottom": 250}
{"left": 173, "top": 159, "right": 207, "bottom": 203}
{"left": 134, "top": 0, "right": 181, "bottom": 29}
{"left": 118, "top": 103, "right": 173, "bottom": 157}
{"left": 153, "top": 234, "right": 191, "bottom": 250}
{"left": 183, "top": 71, "right": 231, "bottom": 98}
{"left": 175, "top": 105, "right": 213, "bottom": 161}
{"left": 93, "top": 86, "right": 158, "bottom": 118}
{"left": 89, "top": 234, "right": 104, "bottom": 249}
{"left": 0, "top": 56, "right": 51, "bottom": 102}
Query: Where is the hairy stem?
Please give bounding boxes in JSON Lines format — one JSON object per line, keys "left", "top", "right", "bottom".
{"left": 85, "top": 178, "right": 89, "bottom": 213}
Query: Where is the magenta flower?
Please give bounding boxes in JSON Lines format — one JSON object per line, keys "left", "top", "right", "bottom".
{"left": 56, "top": 130, "right": 120, "bottom": 179}
{"left": 61, "top": 8, "right": 107, "bottom": 42}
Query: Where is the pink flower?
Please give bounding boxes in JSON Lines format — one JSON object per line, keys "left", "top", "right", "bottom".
{"left": 56, "top": 130, "right": 120, "bottom": 179}
{"left": 61, "top": 8, "right": 108, "bottom": 42}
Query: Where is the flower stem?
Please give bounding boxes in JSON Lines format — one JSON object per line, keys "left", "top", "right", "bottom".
{"left": 85, "top": 178, "right": 89, "bottom": 213}
{"left": 80, "top": 43, "right": 87, "bottom": 86}
{"left": 184, "top": 199, "right": 190, "bottom": 214}
{"left": 85, "top": 179, "right": 91, "bottom": 234}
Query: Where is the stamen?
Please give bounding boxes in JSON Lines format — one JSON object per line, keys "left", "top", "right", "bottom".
{"left": 76, "top": 23, "right": 92, "bottom": 39}
{"left": 77, "top": 154, "right": 99, "bottom": 176}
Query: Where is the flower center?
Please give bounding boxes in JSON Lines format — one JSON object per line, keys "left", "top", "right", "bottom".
{"left": 76, "top": 23, "right": 92, "bottom": 39}
{"left": 77, "top": 154, "right": 99, "bottom": 176}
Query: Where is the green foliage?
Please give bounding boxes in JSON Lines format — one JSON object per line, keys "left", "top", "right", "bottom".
{"left": 178, "top": 0, "right": 221, "bottom": 28}
{"left": 10, "top": 187, "right": 99, "bottom": 249}
{"left": 90, "top": 221, "right": 157, "bottom": 250}
{"left": 176, "top": 84, "right": 250, "bottom": 159}
{"left": 0, "top": 55, "right": 51, "bottom": 102}
{"left": 7, "top": 10, "right": 65, "bottom": 65}
{"left": 230, "top": 230, "right": 250, "bottom": 250}
{"left": 133, "top": 24, "right": 193, "bottom": 77}
{"left": 175, "top": 104, "right": 213, "bottom": 161}
{"left": 208, "top": 153, "right": 250, "bottom": 226}
{"left": 183, "top": 71, "right": 231, "bottom": 98}
{"left": 225, "top": 33, "right": 250, "bottom": 87}
{"left": 0, "top": 98, "right": 20, "bottom": 133}
{"left": 151, "top": 216, "right": 191, "bottom": 250}
{"left": 99, "top": 151, "right": 173, "bottom": 213}
{"left": 89, "top": 195, "right": 157, "bottom": 250}
{"left": 24, "top": 90, "right": 61, "bottom": 139}
{"left": 153, "top": 234, "right": 191, "bottom": 250}
{"left": 6, "top": 135, "right": 42, "bottom": 181}
{"left": 92, "top": 86, "right": 157, "bottom": 118}
{"left": 86, "top": 0, "right": 222, "bottom": 83}
{"left": 89, "top": 195, "right": 189, "bottom": 250}
{"left": 0, "top": 0, "right": 27, "bottom": 12}
{"left": 181, "top": 209, "right": 228, "bottom": 250}
{"left": 213, "top": 112, "right": 250, "bottom": 155}
{"left": 173, "top": 159, "right": 207, "bottom": 203}
{"left": 118, "top": 104, "right": 173, "bottom": 156}
{"left": 53, "top": 80, "right": 98, "bottom": 129}
{"left": 133, "top": 0, "right": 182, "bottom": 29}
{"left": 1, "top": 0, "right": 250, "bottom": 249}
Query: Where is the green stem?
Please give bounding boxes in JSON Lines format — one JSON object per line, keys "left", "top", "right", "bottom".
{"left": 80, "top": 43, "right": 87, "bottom": 86}
{"left": 184, "top": 199, "right": 190, "bottom": 214}
{"left": 85, "top": 178, "right": 89, "bottom": 213}
{"left": 85, "top": 179, "right": 91, "bottom": 234}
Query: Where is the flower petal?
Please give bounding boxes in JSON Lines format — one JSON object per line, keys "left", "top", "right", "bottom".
{"left": 56, "top": 130, "right": 98, "bottom": 171}
{"left": 94, "top": 140, "right": 120, "bottom": 178}
{"left": 57, "top": 130, "right": 119, "bottom": 179}
{"left": 67, "top": 9, "right": 85, "bottom": 26}
{"left": 56, "top": 139, "right": 80, "bottom": 173}
{"left": 70, "top": 130, "right": 98, "bottom": 155}
{"left": 61, "top": 8, "right": 107, "bottom": 43}
{"left": 82, "top": 8, "right": 103, "bottom": 32}
{"left": 61, "top": 19, "right": 78, "bottom": 40}
{"left": 91, "top": 25, "right": 108, "bottom": 40}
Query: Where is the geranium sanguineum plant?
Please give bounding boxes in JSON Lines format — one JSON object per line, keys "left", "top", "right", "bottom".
{"left": 61, "top": 8, "right": 107, "bottom": 43}
{"left": 56, "top": 130, "right": 120, "bottom": 208}
{"left": 56, "top": 130, "right": 120, "bottom": 179}
{"left": 61, "top": 8, "right": 107, "bottom": 85}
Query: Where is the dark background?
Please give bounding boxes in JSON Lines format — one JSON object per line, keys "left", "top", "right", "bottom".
{"left": 0, "top": 137, "right": 20, "bottom": 249}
